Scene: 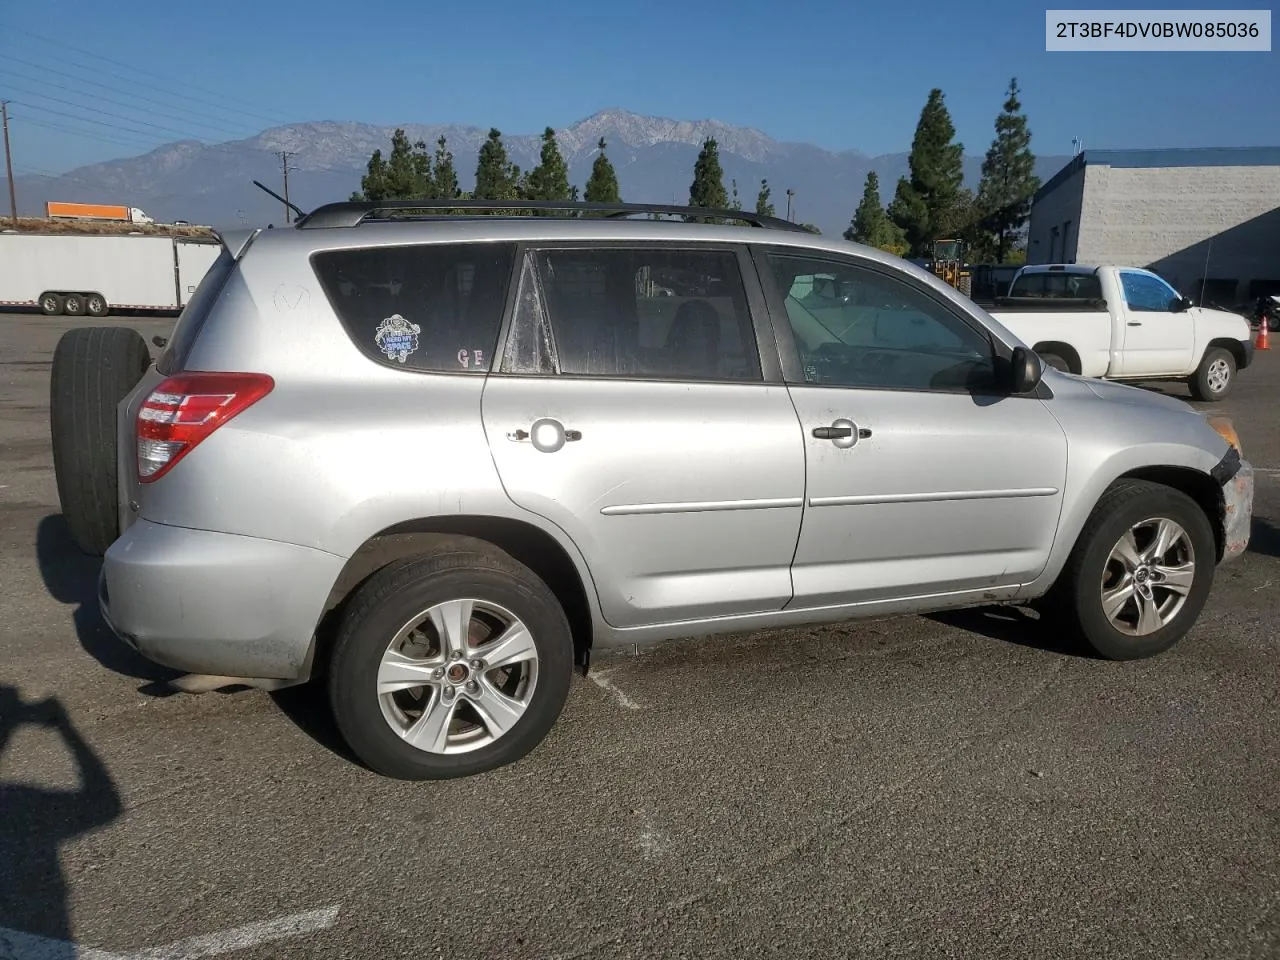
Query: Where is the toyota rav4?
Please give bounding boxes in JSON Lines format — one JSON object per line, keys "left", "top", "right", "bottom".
{"left": 49, "top": 200, "right": 1255, "bottom": 781}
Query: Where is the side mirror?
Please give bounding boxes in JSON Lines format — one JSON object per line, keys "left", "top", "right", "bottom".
{"left": 1011, "top": 346, "right": 1043, "bottom": 393}
{"left": 1172, "top": 296, "right": 1193, "bottom": 312}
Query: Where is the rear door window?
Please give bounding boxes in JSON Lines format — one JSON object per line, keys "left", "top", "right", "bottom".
{"left": 312, "top": 242, "right": 517, "bottom": 373}
{"left": 503, "top": 245, "right": 762, "bottom": 382}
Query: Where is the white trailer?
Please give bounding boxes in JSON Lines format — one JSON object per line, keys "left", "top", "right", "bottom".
{"left": 0, "top": 233, "right": 222, "bottom": 316}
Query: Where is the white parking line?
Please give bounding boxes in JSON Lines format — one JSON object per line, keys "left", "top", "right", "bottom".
{"left": 587, "top": 668, "right": 642, "bottom": 710}
{"left": 0, "top": 906, "right": 340, "bottom": 960}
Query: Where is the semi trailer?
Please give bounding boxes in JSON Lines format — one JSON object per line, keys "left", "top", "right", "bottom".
{"left": 0, "top": 232, "right": 221, "bottom": 316}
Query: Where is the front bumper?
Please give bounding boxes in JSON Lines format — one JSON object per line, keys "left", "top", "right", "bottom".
{"left": 1214, "top": 447, "right": 1253, "bottom": 563}
{"left": 99, "top": 518, "right": 346, "bottom": 680}
{"left": 1240, "top": 337, "right": 1255, "bottom": 370}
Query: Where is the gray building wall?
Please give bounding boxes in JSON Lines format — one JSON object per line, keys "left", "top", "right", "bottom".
{"left": 1028, "top": 148, "right": 1280, "bottom": 303}
{"left": 1027, "top": 161, "right": 1085, "bottom": 264}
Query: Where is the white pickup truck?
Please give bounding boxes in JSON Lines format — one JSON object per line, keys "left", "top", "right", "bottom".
{"left": 987, "top": 264, "right": 1255, "bottom": 401}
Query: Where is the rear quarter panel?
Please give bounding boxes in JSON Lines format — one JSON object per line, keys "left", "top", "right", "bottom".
{"left": 136, "top": 251, "right": 596, "bottom": 587}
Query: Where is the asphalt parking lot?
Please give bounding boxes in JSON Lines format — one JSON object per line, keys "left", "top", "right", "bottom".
{"left": 2, "top": 311, "right": 1279, "bottom": 959}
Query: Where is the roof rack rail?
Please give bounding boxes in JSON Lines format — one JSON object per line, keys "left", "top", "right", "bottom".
{"left": 292, "top": 199, "right": 813, "bottom": 233}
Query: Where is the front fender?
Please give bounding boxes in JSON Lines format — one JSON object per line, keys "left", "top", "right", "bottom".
{"left": 1022, "top": 377, "right": 1232, "bottom": 595}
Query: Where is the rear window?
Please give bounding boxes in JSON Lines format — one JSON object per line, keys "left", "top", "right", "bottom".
{"left": 1008, "top": 271, "right": 1103, "bottom": 300}
{"left": 156, "top": 246, "right": 235, "bottom": 375}
{"left": 312, "top": 241, "right": 517, "bottom": 373}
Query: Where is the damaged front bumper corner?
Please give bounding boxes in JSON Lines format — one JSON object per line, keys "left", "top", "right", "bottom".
{"left": 1212, "top": 446, "right": 1253, "bottom": 563}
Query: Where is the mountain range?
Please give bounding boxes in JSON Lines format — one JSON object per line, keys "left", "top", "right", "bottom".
{"left": 4, "top": 108, "right": 1071, "bottom": 238}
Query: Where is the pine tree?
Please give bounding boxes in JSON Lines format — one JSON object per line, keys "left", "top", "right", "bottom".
{"left": 889, "top": 89, "right": 967, "bottom": 257}
{"left": 845, "top": 171, "right": 908, "bottom": 255}
{"left": 473, "top": 128, "right": 521, "bottom": 204}
{"left": 431, "top": 135, "right": 459, "bottom": 200}
{"left": 755, "top": 178, "right": 774, "bottom": 217}
{"left": 583, "top": 137, "right": 621, "bottom": 205}
{"left": 523, "top": 127, "right": 573, "bottom": 214}
{"left": 688, "top": 137, "right": 728, "bottom": 221}
{"left": 355, "top": 148, "right": 389, "bottom": 202}
{"left": 846, "top": 171, "right": 881, "bottom": 242}
{"left": 384, "top": 128, "right": 429, "bottom": 200}
{"left": 976, "top": 77, "right": 1040, "bottom": 263}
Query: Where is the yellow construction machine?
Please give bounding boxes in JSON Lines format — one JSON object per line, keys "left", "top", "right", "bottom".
{"left": 930, "top": 239, "right": 972, "bottom": 297}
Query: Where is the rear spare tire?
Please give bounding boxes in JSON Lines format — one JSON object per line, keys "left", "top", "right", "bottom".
{"left": 50, "top": 327, "right": 153, "bottom": 556}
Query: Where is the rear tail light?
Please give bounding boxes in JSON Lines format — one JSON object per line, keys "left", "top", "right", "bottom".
{"left": 136, "top": 372, "right": 274, "bottom": 482}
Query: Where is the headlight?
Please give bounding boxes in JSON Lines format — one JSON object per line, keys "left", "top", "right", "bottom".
{"left": 1206, "top": 414, "right": 1243, "bottom": 457}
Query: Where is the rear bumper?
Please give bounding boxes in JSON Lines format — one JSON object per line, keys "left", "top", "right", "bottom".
{"left": 99, "top": 518, "right": 345, "bottom": 680}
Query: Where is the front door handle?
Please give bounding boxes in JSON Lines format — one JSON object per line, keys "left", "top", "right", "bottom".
{"left": 812, "top": 418, "right": 865, "bottom": 449}
{"left": 1127, "top": 321, "right": 1142, "bottom": 326}
{"left": 812, "top": 425, "right": 853, "bottom": 439}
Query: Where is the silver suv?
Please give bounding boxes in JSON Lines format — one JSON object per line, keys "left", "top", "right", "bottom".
{"left": 49, "top": 200, "right": 1255, "bottom": 781}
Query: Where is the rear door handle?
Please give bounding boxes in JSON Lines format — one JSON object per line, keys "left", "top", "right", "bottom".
{"left": 507, "top": 418, "right": 581, "bottom": 452}
{"left": 812, "top": 426, "right": 853, "bottom": 439}
{"left": 1127, "top": 321, "right": 1142, "bottom": 326}
{"left": 510, "top": 428, "right": 582, "bottom": 442}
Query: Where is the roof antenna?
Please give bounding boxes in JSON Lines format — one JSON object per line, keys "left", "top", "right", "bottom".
{"left": 252, "top": 179, "right": 305, "bottom": 221}
{"left": 1198, "top": 237, "right": 1213, "bottom": 307}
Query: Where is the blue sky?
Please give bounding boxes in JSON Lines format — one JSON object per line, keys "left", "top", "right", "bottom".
{"left": 1, "top": 0, "right": 1276, "bottom": 176}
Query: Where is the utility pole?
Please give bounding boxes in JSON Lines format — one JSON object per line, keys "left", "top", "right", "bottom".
{"left": 785, "top": 188, "right": 795, "bottom": 222}
{"left": 2, "top": 101, "right": 17, "bottom": 227}
{"left": 277, "top": 150, "right": 296, "bottom": 224}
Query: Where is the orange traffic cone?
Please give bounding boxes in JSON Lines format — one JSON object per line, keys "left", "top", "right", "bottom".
{"left": 1258, "top": 320, "right": 1271, "bottom": 351}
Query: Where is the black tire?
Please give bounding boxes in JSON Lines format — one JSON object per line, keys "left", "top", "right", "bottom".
{"left": 49, "top": 327, "right": 153, "bottom": 556}
{"left": 1188, "top": 346, "right": 1235, "bottom": 401}
{"left": 328, "top": 542, "right": 574, "bottom": 780}
{"left": 39, "top": 292, "right": 64, "bottom": 316}
{"left": 1039, "top": 351, "right": 1071, "bottom": 373}
{"left": 1052, "top": 479, "right": 1216, "bottom": 661}
{"left": 62, "top": 293, "right": 87, "bottom": 316}
{"left": 86, "top": 293, "right": 110, "bottom": 317}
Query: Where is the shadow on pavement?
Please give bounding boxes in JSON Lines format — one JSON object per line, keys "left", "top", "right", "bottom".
{"left": 35, "top": 514, "right": 180, "bottom": 683}
{"left": 928, "top": 605, "right": 1099, "bottom": 658}
{"left": 0, "top": 687, "right": 122, "bottom": 950}
{"left": 1248, "top": 516, "right": 1280, "bottom": 559}
{"left": 269, "top": 684, "right": 362, "bottom": 767}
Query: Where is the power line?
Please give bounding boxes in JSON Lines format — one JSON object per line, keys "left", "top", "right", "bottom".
{"left": 0, "top": 21, "right": 295, "bottom": 126}
{"left": 0, "top": 65, "right": 256, "bottom": 140}
{"left": 0, "top": 51, "right": 287, "bottom": 132}
{"left": 3, "top": 84, "right": 220, "bottom": 142}
{"left": 15, "top": 114, "right": 163, "bottom": 151}
{"left": 9, "top": 99, "right": 194, "bottom": 144}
